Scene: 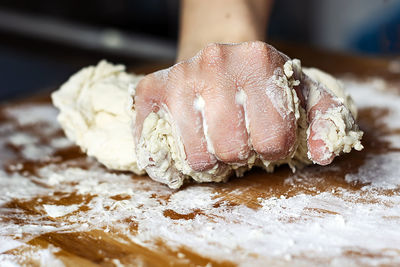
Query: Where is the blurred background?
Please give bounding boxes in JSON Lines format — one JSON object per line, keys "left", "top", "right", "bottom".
{"left": 0, "top": 0, "right": 399, "bottom": 101}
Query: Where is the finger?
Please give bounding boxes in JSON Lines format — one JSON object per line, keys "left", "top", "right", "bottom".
{"left": 196, "top": 44, "right": 250, "bottom": 163}
{"left": 305, "top": 76, "right": 343, "bottom": 165}
{"left": 134, "top": 71, "right": 168, "bottom": 143}
{"left": 308, "top": 119, "right": 336, "bottom": 165}
{"left": 166, "top": 62, "right": 217, "bottom": 171}
{"left": 234, "top": 42, "right": 297, "bottom": 161}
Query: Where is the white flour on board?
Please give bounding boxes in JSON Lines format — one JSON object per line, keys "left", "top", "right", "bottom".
{"left": 0, "top": 77, "right": 399, "bottom": 266}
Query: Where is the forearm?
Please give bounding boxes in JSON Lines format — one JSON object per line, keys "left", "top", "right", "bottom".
{"left": 177, "top": 0, "right": 273, "bottom": 61}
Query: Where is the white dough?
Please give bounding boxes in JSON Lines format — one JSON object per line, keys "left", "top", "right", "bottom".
{"left": 52, "top": 60, "right": 145, "bottom": 174}
{"left": 52, "top": 60, "right": 363, "bottom": 189}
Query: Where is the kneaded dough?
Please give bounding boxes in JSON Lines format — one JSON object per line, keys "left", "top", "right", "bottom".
{"left": 52, "top": 60, "right": 363, "bottom": 189}
{"left": 52, "top": 61, "right": 144, "bottom": 174}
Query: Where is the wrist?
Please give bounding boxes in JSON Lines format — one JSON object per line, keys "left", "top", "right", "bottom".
{"left": 177, "top": 0, "right": 271, "bottom": 62}
{"left": 178, "top": 27, "right": 262, "bottom": 62}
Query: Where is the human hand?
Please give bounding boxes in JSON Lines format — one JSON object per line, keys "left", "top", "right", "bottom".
{"left": 134, "top": 41, "right": 354, "bottom": 173}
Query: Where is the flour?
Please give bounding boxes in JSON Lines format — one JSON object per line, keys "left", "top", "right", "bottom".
{"left": 43, "top": 204, "right": 80, "bottom": 218}
{"left": 0, "top": 244, "right": 64, "bottom": 267}
{"left": 234, "top": 89, "right": 250, "bottom": 137}
{"left": 1, "top": 75, "right": 400, "bottom": 265}
{"left": 194, "top": 95, "right": 216, "bottom": 154}
{"left": 0, "top": 238, "right": 23, "bottom": 254}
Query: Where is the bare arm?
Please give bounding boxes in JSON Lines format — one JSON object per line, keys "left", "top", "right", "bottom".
{"left": 177, "top": 0, "right": 273, "bottom": 61}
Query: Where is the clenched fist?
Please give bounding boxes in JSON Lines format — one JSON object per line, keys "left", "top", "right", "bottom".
{"left": 134, "top": 41, "right": 353, "bottom": 173}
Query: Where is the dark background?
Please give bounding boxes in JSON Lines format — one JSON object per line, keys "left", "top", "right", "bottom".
{"left": 0, "top": 0, "right": 399, "bottom": 102}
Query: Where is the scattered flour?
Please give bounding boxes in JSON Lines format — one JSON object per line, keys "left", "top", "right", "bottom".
{"left": 0, "top": 238, "right": 23, "bottom": 254}
{"left": 4, "top": 104, "right": 58, "bottom": 127}
{"left": 0, "top": 69, "right": 400, "bottom": 265}
{"left": 0, "top": 245, "right": 64, "bottom": 267}
{"left": 43, "top": 204, "right": 80, "bottom": 218}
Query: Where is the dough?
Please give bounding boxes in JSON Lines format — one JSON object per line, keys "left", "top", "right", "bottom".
{"left": 52, "top": 60, "right": 363, "bottom": 189}
{"left": 52, "top": 61, "right": 144, "bottom": 174}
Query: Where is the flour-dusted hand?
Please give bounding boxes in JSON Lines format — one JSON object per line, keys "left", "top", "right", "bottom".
{"left": 135, "top": 42, "right": 299, "bottom": 171}
{"left": 134, "top": 42, "right": 363, "bottom": 187}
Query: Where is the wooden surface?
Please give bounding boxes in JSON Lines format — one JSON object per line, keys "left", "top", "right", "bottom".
{"left": 1, "top": 47, "right": 400, "bottom": 266}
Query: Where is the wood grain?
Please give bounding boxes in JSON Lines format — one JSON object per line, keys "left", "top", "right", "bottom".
{"left": 1, "top": 46, "right": 400, "bottom": 266}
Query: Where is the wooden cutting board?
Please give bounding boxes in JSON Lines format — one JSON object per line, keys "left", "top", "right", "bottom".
{"left": 1, "top": 48, "right": 400, "bottom": 266}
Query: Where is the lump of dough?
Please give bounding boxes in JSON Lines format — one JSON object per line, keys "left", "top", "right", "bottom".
{"left": 52, "top": 60, "right": 145, "bottom": 174}
{"left": 52, "top": 60, "right": 363, "bottom": 189}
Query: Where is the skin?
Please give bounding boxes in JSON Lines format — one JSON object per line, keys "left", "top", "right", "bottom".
{"left": 134, "top": 0, "right": 346, "bottom": 172}
{"left": 177, "top": 0, "right": 272, "bottom": 61}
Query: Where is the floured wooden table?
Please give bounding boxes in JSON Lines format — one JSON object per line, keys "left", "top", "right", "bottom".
{"left": 1, "top": 50, "right": 400, "bottom": 266}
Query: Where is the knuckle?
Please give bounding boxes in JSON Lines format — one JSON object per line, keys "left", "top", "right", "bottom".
{"left": 200, "top": 43, "right": 224, "bottom": 64}
{"left": 169, "top": 61, "right": 188, "bottom": 82}
{"left": 135, "top": 81, "right": 156, "bottom": 106}
{"left": 251, "top": 40, "right": 269, "bottom": 50}
{"left": 171, "top": 61, "right": 186, "bottom": 73}
{"left": 136, "top": 75, "right": 153, "bottom": 93}
{"left": 246, "top": 41, "right": 270, "bottom": 56}
{"left": 248, "top": 42, "right": 284, "bottom": 67}
{"left": 136, "top": 71, "right": 169, "bottom": 105}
